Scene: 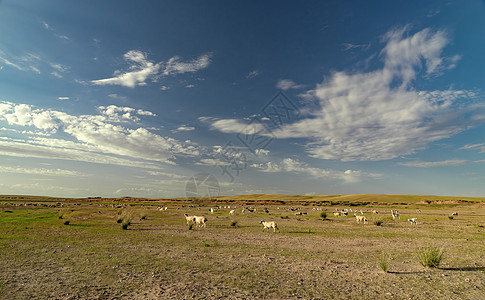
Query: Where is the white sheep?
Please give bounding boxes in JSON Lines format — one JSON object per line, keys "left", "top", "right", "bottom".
{"left": 451, "top": 212, "right": 458, "bottom": 216}
{"left": 355, "top": 215, "right": 368, "bottom": 224}
{"left": 408, "top": 218, "right": 417, "bottom": 225}
{"left": 193, "top": 216, "right": 208, "bottom": 228}
{"left": 391, "top": 210, "right": 400, "bottom": 220}
{"left": 259, "top": 220, "right": 280, "bottom": 233}
{"left": 229, "top": 210, "right": 235, "bottom": 215}
{"left": 333, "top": 212, "right": 341, "bottom": 216}
{"left": 183, "top": 213, "right": 195, "bottom": 225}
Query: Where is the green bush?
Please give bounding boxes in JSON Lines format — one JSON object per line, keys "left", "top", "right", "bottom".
{"left": 378, "top": 252, "right": 389, "bottom": 273}
{"left": 374, "top": 219, "right": 383, "bottom": 226}
{"left": 320, "top": 212, "right": 327, "bottom": 219}
{"left": 63, "top": 220, "right": 70, "bottom": 225}
{"left": 416, "top": 245, "right": 444, "bottom": 268}
{"left": 121, "top": 219, "right": 131, "bottom": 230}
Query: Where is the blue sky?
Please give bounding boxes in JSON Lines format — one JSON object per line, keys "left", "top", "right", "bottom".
{"left": 1, "top": 0, "right": 485, "bottom": 197}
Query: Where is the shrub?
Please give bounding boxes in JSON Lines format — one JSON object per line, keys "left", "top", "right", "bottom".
{"left": 202, "top": 242, "right": 210, "bottom": 247}
{"left": 448, "top": 216, "right": 454, "bottom": 220}
{"left": 374, "top": 219, "right": 383, "bottom": 226}
{"left": 121, "top": 219, "right": 131, "bottom": 230}
{"left": 230, "top": 221, "right": 237, "bottom": 227}
{"left": 140, "top": 215, "right": 147, "bottom": 220}
{"left": 63, "top": 220, "right": 70, "bottom": 225}
{"left": 320, "top": 212, "right": 327, "bottom": 219}
{"left": 116, "top": 217, "right": 123, "bottom": 223}
{"left": 378, "top": 252, "right": 389, "bottom": 273}
{"left": 416, "top": 245, "right": 444, "bottom": 268}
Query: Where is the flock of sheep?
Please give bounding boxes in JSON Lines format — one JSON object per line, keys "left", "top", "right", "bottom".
{"left": 178, "top": 205, "right": 440, "bottom": 232}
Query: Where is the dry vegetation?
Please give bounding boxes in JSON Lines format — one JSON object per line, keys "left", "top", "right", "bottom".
{"left": 0, "top": 194, "right": 484, "bottom": 299}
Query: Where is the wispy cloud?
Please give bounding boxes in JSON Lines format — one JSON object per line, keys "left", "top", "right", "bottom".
{"left": 252, "top": 158, "right": 381, "bottom": 183}
{"left": 92, "top": 51, "right": 211, "bottom": 88}
{"left": 266, "top": 27, "right": 482, "bottom": 161}
{"left": 246, "top": 70, "right": 260, "bottom": 78}
{"left": 91, "top": 50, "right": 161, "bottom": 88}
{"left": 276, "top": 79, "right": 305, "bottom": 90}
{"left": 162, "top": 53, "right": 211, "bottom": 76}
{"left": 0, "top": 166, "right": 87, "bottom": 176}
{"left": 398, "top": 159, "right": 468, "bottom": 167}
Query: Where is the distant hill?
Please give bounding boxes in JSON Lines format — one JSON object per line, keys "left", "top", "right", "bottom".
{"left": 1, "top": 194, "right": 484, "bottom": 206}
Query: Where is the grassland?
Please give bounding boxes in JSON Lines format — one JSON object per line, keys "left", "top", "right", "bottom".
{"left": 0, "top": 194, "right": 484, "bottom": 299}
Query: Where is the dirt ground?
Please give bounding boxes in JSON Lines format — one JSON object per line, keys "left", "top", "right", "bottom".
{"left": 0, "top": 200, "right": 484, "bottom": 299}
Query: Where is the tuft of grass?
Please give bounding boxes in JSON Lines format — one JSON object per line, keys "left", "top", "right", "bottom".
{"left": 140, "top": 215, "right": 147, "bottom": 220}
{"left": 416, "top": 245, "right": 445, "bottom": 268}
{"left": 448, "top": 216, "right": 454, "bottom": 220}
{"left": 121, "top": 219, "right": 131, "bottom": 230}
{"left": 202, "top": 242, "right": 210, "bottom": 247}
{"left": 63, "top": 220, "right": 70, "bottom": 225}
{"left": 230, "top": 221, "right": 238, "bottom": 227}
{"left": 378, "top": 252, "right": 389, "bottom": 273}
{"left": 320, "top": 212, "right": 327, "bottom": 219}
{"left": 374, "top": 219, "right": 383, "bottom": 226}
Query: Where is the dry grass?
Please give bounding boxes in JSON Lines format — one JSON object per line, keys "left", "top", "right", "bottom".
{"left": 0, "top": 196, "right": 484, "bottom": 299}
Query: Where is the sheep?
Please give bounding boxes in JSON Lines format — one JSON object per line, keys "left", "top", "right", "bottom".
{"left": 451, "top": 212, "right": 458, "bottom": 216}
{"left": 259, "top": 220, "right": 280, "bottom": 232}
{"left": 210, "top": 208, "right": 216, "bottom": 214}
{"left": 183, "top": 213, "right": 195, "bottom": 225}
{"left": 391, "top": 210, "right": 400, "bottom": 220}
{"left": 408, "top": 218, "right": 417, "bottom": 225}
{"left": 229, "top": 210, "right": 235, "bottom": 215}
{"left": 355, "top": 215, "right": 368, "bottom": 224}
{"left": 193, "top": 216, "right": 208, "bottom": 228}
{"left": 333, "top": 212, "right": 341, "bottom": 217}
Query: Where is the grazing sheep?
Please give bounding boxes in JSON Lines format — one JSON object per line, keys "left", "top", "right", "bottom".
{"left": 391, "top": 210, "right": 400, "bottom": 220}
{"left": 333, "top": 212, "right": 341, "bottom": 217}
{"left": 210, "top": 208, "right": 216, "bottom": 214}
{"left": 193, "top": 216, "right": 208, "bottom": 228}
{"left": 229, "top": 210, "right": 235, "bottom": 215}
{"left": 372, "top": 210, "right": 378, "bottom": 214}
{"left": 183, "top": 213, "right": 195, "bottom": 225}
{"left": 259, "top": 220, "right": 280, "bottom": 233}
{"left": 408, "top": 218, "right": 417, "bottom": 225}
{"left": 451, "top": 212, "right": 458, "bottom": 216}
{"left": 355, "top": 215, "right": 368, "bottom": 224}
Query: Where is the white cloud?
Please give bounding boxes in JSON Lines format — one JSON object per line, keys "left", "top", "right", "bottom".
{"left": 0, "top": 101, "right": 201, "bottom": 167}
{"left": 162, "top": 53, "right": 211, "bottom": 76}
{"left": 246, "top": 70, "right": 260, "bottom": 78}
{"left": 58, "top": 97, "right": 70, "bottom": 101}
{"left": 199, "top": 117, "right": 265, "bottom": 134}
{"left": 276, "top": 79, "right": 305, "bottom": 90}
{"left": 195, "top": 158, "right": 231, "bottom": 166}
{"left": 398, "top": 159, "right": 468, "bottom": 167}
{"left": 92, "top": 50, "right": 161, "bottom": 88}
{"left": 185, "top": 84, "right": 195, "bottom": 88}
{"left": 160, "top": 85, "right": 170, "bottom": 90}
{"left": 0, "top": 166, "right": 87, "bottom": 176}
{"left": 174, "top": 125, "right": 195, "bottom": 132}
{"left": 92, "top": 51, "right": 211, "bottom": 88}
{"left": 266, "top": 27, "right": 482, "bottom": 161}
{"left": 460, "top": 143, "right": 485, "bottom": 153}
{"left": 252, "top": 158, "right": 380, "bottom": 183}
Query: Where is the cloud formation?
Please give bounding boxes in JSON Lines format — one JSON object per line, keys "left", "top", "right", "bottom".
{"left": 92, "top": 51, "right": 211, "bottom": 88}
{"left": 269, "top": 27, "right": 481, "bottom": 161}
{"left": 252, "top": 158, "right": 380, "bottom": 183}
{"left": 0, "top": 101, "right": 200, "bottom": 167}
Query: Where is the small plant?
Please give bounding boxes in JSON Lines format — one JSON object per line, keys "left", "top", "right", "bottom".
{"left": 378, "top": 252, "right": 389, "bottom": 273}
{"left": 116, "top": 217, "right": 123, "bottom": 223}
{"left": 448, "top": 216, "right": 454, "bottom": 220}
{"left": 374, "top": 219, "right": 383, "bottom": 226}
{"left": 121, "top": 219, "right": 131, "bottom": 230}
{"left": 63, "top": 220, "right": 70, "bottom": 225}
{"left": 320, "top": 212, "right": 327, "bottom": 219}
{"left": 140, "top": 215, "right": 147, "bottom": 220}
{"left": 188, "top": 224, "right": 193, "bottom": 230}
{"left": 58, "top": 214, "right": 63, "bottom": 219}
{"left": 202, "top": 242, "right": 210, "bottom": 247}
{"left": 230, "top": 221, "right": 238, "bottom": 227}
{"left": 416, "top": 245, "right": 444, "bottom": 268}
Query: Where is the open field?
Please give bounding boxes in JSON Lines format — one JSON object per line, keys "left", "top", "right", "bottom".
{"left": 1, "top": 194, "right": 484, "bottom": 299}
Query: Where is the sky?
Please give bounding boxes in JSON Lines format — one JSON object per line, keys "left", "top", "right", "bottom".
{"left": 1, "top": 1, "right": 485, "bottom": 198}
